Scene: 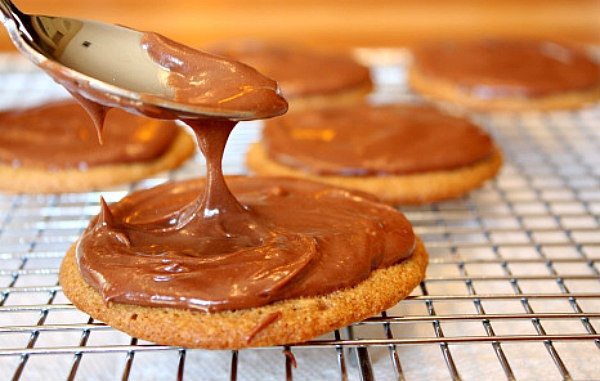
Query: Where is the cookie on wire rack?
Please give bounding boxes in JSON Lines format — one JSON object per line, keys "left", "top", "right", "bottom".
{"left": 247, "top": 103, "right": 502, "bottom": 204}
{"left": 409, "top": 40, "right": 600, "bottom": 110}
{"left": 0, "top": 101, "right": 195, "bottom": 193}
{"left": 60, "top": 238, "right": 427, "bottom": 349}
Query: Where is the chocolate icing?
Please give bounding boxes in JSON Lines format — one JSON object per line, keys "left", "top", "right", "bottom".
{"left": 282, "top": 348, "right": 297, "bottom": 368}
{"left": 141, "top": 33, "right": 289, "bottom": 119}
{"left": 0, "top": 101, "right": 178, "bottom": 170}
{"left": 263, "top": 103, "right": 494, "bottom": 176}
{"left": 77, "top": 177, "right": 415, "bottom": 312}
{"left": 207, "top": 40, "right": 371, "bottom": 98}
{"left": 40, "top": 32, "right": 288, "bottom": 130}
{"left": 246, "top": 311, "right": 282, "bottom": 343}
{"left": 40, "top": 29, "right": 417, "bottom": 313}
{"left": 412, "top": 40, "right": 600, "bottom": 98}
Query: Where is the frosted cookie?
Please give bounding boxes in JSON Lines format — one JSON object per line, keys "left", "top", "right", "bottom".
{"left": 60, "top": 177, "right": 428, "bottom": 349}
{"left": 0, "top": 101, "right": 195, "bottom": 193}
{"left": 247, "top": 103, "right": 502, "bottom": 204}
{"left": 59, "top": 30, "right": 427, "bottom": 350}
{"left": 409, "top": 40, "right": 600, "bottom": 110}
{"left": 206, "top": 40, "right": 372, "bottom": 111}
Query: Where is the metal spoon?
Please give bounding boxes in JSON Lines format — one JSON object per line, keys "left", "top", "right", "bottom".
{"left": 0, "top": 0, "right": 277, "bottom": 120}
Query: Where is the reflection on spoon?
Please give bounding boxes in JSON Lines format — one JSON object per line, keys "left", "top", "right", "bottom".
{"left": 0, "top": 4, "right": 287, "bottom": 122}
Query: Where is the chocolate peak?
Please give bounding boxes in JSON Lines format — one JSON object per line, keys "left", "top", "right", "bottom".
{"left": 76, "top": 177, "right": 416, "bottom": 312}
{"left": 70, "top": 30, "right": 417, "bottom": 316}
{"left": 96, "top": 197, "right": 115, "bottom": 230}
{"left": 95, "top": 197, "right": 131, "bottom": 247}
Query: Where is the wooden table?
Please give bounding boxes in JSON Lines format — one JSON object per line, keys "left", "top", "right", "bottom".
{"left": 1, "top": 0, "right": 599, "bottom": 51}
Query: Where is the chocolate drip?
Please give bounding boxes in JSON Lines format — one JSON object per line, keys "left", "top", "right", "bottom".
{"left": 246, "top": 311, "right": 282, "bottom": 344}
{"left": 282, "top": 348, "right": 297, "bottom": 368}
{"left": 44, "top": 29, "right": 417, "bottom": 314}
{"left": 76, "top": 177, "right": 416, "bottom": 312}
{"left": 150, "top": 118, "right": 273, "bottom": 253}
{"left": 0, "top": 102, "right": 178, "bottom": 170}
{"left": 68, "top": 91, "right": 110, "bottom": 144}
{"left": 187, "top": 120, "right": 246, "bottom": 219}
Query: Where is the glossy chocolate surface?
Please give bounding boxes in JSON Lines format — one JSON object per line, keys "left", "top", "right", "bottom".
{"left": 207, "top": 40, "right": 371, "bottom": 97}
{"left": 412, "top": 40, "right": 600, "bottom": 98}
{"left": 264, "top": 103, "right": 494, "bottom": 176}
{"left": 142, "top": 33, "right": 289, "bottom": 119}
{"left": 0, "top": 101, "right": 178, "bottom": 170}
{"left": 76, "top": 177, "right": 415, "bottom": 312}
{"left": 40, "top": 32, "right": 288, "bottom": 128}
{"left": 71, "top": 32, "right": 415, "bottom": 313}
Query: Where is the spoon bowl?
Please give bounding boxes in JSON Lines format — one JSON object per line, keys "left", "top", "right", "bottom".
{"left": 0, "top": 0, "right": 282, "bottom": 121}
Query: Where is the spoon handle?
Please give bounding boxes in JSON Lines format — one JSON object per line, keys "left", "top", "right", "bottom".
{"left": 0, "top": 1, "right": 11, "bottom": 23}
{"left": 0, "top": 0, "right": 16, "bottom": 23}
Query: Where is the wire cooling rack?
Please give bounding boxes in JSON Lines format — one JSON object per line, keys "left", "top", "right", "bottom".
{"left": 0, "top": 51, "right": 599, "bottom": 381}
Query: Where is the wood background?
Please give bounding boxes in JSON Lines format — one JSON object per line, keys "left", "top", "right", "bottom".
{"left": 1, "top": 0, "right": 599, "bottom": 51}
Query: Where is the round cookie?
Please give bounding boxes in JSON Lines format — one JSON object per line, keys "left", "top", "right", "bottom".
{"left": 409, "top": 40, "right": 600, "bottom": 110}
{"left": 247, "top": 103, "right": 502, "bottom": 204}
{"left": 206, "top": 40, "right": 372, "bottom": 111}
{"left": 60, "top": 237, "right": 427, "bottom": 349}
{"left": 0, "top": 101, "right": 195, "bottom": 193}
{"left": 57, "top": 35, "right": 426, "bottom": 351}
{"left": 248, "top": 143, "right": 502, "bottom": 205}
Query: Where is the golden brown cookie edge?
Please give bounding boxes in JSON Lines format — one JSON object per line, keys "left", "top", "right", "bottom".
{"left": 408, "top": 66, "right": 600, "bottom": 111}
{"left": 59, "top": 238, "right": 428, "bottom": 349}
{"left": 286, "top": 82, "right": 373, "bottom": 112}
{"left": 0, "top": 129, "right": 195, "bottom": 194}
{"left": 246, "top": 142, "right": 503, "bottom": 204}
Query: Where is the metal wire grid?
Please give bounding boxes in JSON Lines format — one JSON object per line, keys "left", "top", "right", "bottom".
{"left": 0, "top": 53, "right": 599, "bottom": 381}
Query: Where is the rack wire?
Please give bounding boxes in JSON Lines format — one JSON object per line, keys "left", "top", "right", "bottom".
{"left": 0, "top": 51, "right": 599, "bottom": 381}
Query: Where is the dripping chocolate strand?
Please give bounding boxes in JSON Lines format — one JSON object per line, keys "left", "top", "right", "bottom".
{"left": 185, "top": 119, "right": 246, "bottom": 219}
{"left": 69, "top": 91, "right": 110, "bottom": 144}
{"left": 0, "top": 102, "right": 179, "bottom": 170}
{"left": 246, "top": 311, "right": 282, "bottom": 344}
{"left": 65, "top": 29, "right": 416, "bottom": 315}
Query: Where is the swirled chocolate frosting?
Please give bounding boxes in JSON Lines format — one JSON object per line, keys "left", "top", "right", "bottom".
{"left": 412, "top": 40, "right": 600, "bottom": 98}
{"left": 69, "top": 30, "right": 415, "bottom": 313}
{"left": 76, "top": 177, "right": 415, "bottom": 312}
{"left": 263, "top": 103, "right": 494, "bottom": 176}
